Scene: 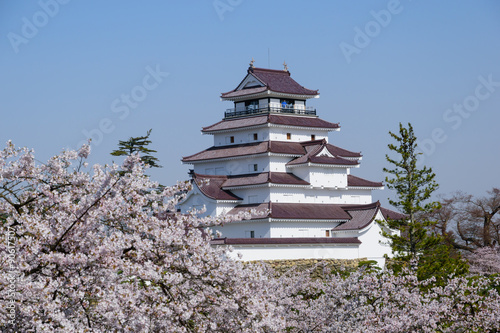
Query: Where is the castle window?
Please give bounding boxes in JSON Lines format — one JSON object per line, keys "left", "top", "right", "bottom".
{"left": 286, "top": 133, "right": 291, "bottom": 140}
{"left": 253, "top": 133, "right": 258, "bottom": 140}
{"left": 249, "top": 164, "right": 258, "bottom": 172}
{"left": 311, "top": 134, "right": 316, "bottom": 140}
{"left": 325, "top": 230, "right": 330, "bottom": 237}
{"left": 230, "top": 136, "right": 235, "bottom": 143}
{"left": 245, "top": 230, "right": 255, "bottom": 238}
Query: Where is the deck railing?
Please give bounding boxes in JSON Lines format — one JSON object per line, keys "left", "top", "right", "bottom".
{"left": 224, "top": 106, "right": 316, "bottom": 118}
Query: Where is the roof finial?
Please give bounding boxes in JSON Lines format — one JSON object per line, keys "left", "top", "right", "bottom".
{"left": 249, "top": 57, "right": 255, "bottom": 68}
{"left": 283, "top": 61, "right": 288, "bottom": 72}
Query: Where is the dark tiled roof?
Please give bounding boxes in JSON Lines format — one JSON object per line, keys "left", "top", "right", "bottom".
{"left": 380, "top": 207, "right": 407, "bottom": 221}
{"left": 193, "top": 174, "right": 242, "bottom": 201}
{"left": 347, "top": 175, "right": 383, "bottom": 188}
{"left": 202, "top": 114, "right": 339, "bottom": 133}
{"left": 221, "top": 172, "right": 309, "bottom": 188}
{"left": 211, "top": 237, "right": 361, "bottom": 245}
{"left": 334, "top": 202, "right": 381, "bottom": 231}
{"left": 226, "top": 202, "right": 351, "bottom": 220}
{"left": 193, "top": 172, "right": 309, "bottom": 201}
{"left": 325, "top": 144, "right": 362, "bottom": 158}
{"left": 220, "top": 86, "right": 267, "bottom": 98}
{"left": 287, "top": 140, "right": 359, "bottom": 167}
{"left": 182, "top": 141, "right": 272, "bottom": 162}
{"left": 221, "top": 67, "right": 319, "bottom": 98}
{"left": 218, "top": 201, "right": 401, "bottom": 232}
{"left": 182, "top": 141, "right": 307, "bottom": 163}
{"left": 183, "top": 139, "right": 361, "bottom": 165}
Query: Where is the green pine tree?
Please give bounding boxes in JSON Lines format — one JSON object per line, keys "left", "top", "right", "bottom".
{"left": 381, "top": 123, "right": 440, "bottom": 261}
{"left": 111, "top": 129, "right": 162, "bottom": 169}
{"left": 380, "top": 123, "right": 468, "bottom": 280}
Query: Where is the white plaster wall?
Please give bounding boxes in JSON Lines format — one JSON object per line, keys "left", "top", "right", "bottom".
{"left": 178, "top": 192, "right": 217, "bottom": 217}
{"left": 259, "top": 98, "right": 268, "bottom": 109}
{"left": 211, "top": 125, "right": 329, "bottom": 146}
{"left": 292, "top": 166, "right": 348, "bottom": 189}
{"left": 230, "top": 187, "right": 270, "bottom": 204}
{"left": 331, "top": 211, "right": 392, "bottom": 267}
{"left": 213, "top": 129, "right": 263, "bottom": 146}
{"left": 269, "top": 156, "right": 293, "bottom": 172}
{"left": 269, "top": 221, "right": 341, "bottom": 238}
{"left": 270, "top": 98, "right": 280, "bottom": 108}
{"left": 235, "top": 102, "right": 245, "bottom": 111}
{"left": 224, "top": 244, "right": 360, "bottom": 261}
{"left": 212, "top": 221, "right": 271, "bottom": 239}
{"left": 193, "top": 156, "right": 270, "bottom": 176}
{"left": 356, "top": 211, "right": 392, "bottom": 262}
{"left": 341, "top": 189, "right": 372, "bottom": 204}
{"left": 268, "top": 127, "right": 328, "bottom": 142}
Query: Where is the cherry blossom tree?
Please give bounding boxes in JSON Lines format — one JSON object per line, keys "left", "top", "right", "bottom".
{"left": 0, "top": 142, "right": 282, "bottom": 332}
{"left": 1, "top": 142, "right": 500, "bottom": 332}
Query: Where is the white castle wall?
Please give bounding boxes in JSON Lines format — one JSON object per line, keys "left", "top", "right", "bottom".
{"left": 269, "top": 221, "right": 342, "bottom": 238}
{"left": 224, "top": 244, "right": 360, "bottom": 261}
{"left": 212, "top": 221, "right": 271, "bottom": 239}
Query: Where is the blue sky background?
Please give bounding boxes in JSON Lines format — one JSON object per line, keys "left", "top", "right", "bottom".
{"left": 1, "top": 0, "right": 499, "bottom": 208}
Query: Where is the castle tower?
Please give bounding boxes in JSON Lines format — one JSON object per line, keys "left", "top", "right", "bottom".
{"left": 179, "top": 63, "right": 402, "bottom": 265}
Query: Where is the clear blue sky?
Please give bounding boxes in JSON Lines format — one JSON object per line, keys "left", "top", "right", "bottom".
{"left": 1, "top": 0, "right": 499, "bottom": 207}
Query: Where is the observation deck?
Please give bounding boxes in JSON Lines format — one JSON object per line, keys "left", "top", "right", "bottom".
{"left": 224, "top": 106, "right": 316, "bottom": 119}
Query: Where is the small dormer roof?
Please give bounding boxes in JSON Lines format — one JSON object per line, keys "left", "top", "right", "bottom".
{"left": 286, "top": 139, "right": 360, "bottom": 167}
{"left": 221, "top": 67, "right": 319, "bottom": 100}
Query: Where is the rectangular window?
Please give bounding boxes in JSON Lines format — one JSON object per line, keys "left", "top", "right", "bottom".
{"left": 230, "top": 136, "right": 235, "bottom": 143}
{"left": 311, "top": 134, "right": 316, "bottom": 140}
{"left": 325, "top": 230, "right": 330, "bottom": 237}
{"left": 286, "top": 133, "right": 291, "bottom": 140}
{"left": 245, "top": 230, "right": 255, "bottom": 238}
{"left": 253, "top": 133, "right": 258, "bottom": 140}
{"left": 248, "top": 164, "right": 258, "bottom": 172}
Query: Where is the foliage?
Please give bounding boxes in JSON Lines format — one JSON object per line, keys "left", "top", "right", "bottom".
{"left": 0, "top": 142, "right": 279, "bottom": 332}
{"left": 380, "top": 123, "right": 469, "bottom": 283}
{"left": 111, "top": 129, "right": 162, "bottom": 168}
{"left": 1, "top": 142, "right": 500, "bottom": 332}
{"left": 380, "top": 123, "right": 441, "bottom": 259}
{"left": 431, "top": 188, "right": 500, "bottom": 251}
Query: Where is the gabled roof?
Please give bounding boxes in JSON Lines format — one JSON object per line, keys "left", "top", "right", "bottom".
{"left": 347, "top": 175, "right": 383, "bottom": 188}
{"left": 287, "top": 139, "right": 359, "bottom": 167}
{"left": 221, "top": 67, "right": 319, "bottom": 100}
{"left": 202, "top": 114, "right": 339, "bottom": 133}
{"left": 193, "top": 175, "right": 242, "bottom": 201}
{"left": 334, "top": 202, "right": 381, "bottom": 231}
{"left": 182, "top": 141, "right": 302, "bottom": 163}
{"left": 182, "top": 139, "right": 360, "bottom": 164}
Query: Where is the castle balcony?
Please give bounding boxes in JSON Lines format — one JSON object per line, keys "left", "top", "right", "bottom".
{"left": 224, "top": 105, "right": 316, "bottom": 119}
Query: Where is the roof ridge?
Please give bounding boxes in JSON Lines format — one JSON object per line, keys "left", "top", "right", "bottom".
{"left": 249, "top": 67, "right": 291, "bottom": 76}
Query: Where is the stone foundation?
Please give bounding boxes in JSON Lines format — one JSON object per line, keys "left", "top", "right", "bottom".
{"left": 247, "top": 258, "right": 368, "bottom": 278}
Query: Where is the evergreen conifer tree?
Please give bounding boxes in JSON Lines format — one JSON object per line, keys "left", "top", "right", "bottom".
{"left": 381, "top": 123, "right": 468, "bottom": 278}
{"left": 111, "top": 129, "right": 162, "bottom": 168}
